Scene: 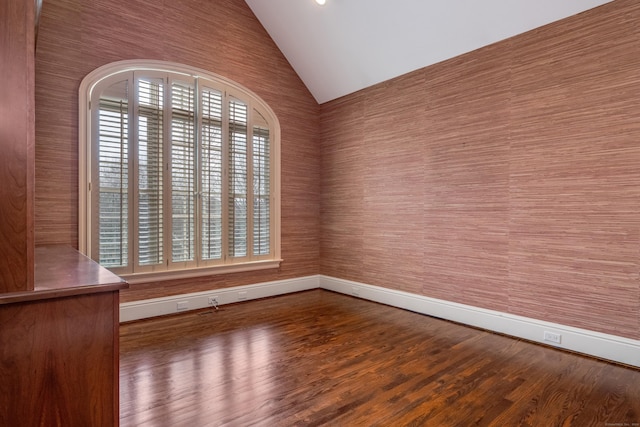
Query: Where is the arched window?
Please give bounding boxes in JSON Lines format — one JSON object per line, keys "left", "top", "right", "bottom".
{"left": 79, "top": 60, "right": 281, "bottom": 281}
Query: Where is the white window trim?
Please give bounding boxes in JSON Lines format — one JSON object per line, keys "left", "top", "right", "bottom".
{"left": 79, "top": 60, "right": 281, "bottom": 280}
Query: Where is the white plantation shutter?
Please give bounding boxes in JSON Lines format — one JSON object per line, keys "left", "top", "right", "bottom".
{"left": 96, "top": 79, "right": 129, "bottom": 268}
{"left": 200, "top": 87, "right": 224, "bottom": 261}
{"left": 252, "top": 110, "right": 270, "bottom": 256}
{"left": 83, "top": 62, "right": 280, "bottom": 277}
{"left": 228, "top": 98, "right": 248, "bottom": 258}
{"left": 136, "top": 78, "right": 164, "bottom": 267}
{"left": 170, "top": 81, "right": 196, "bottom": 263}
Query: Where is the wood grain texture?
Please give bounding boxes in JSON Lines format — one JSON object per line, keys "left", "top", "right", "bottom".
{"left": 0, "top": 0, "right": 35, "bottom": 292}
{"left": 0, "top": 292, "right": 120, "bottom": 426}
{"left": 320, "top": 0, "right": 640, "bottom": 339}
{"left": 0, "top": 245, "right": 127, "bottom": 305}
{"left": 35, "top": 0, "right": 320, "bottom": 301}
{"left": 0, "top": 247, "right": 126, "bottom": 426}
{"left": 120, "top": 290, "right": 640, "bottom": 426}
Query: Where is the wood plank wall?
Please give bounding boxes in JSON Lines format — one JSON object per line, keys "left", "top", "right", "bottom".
{"left": 34, "top": 0, "right": 320, "bottom": 301}
{"left": 320, "top": 0, "right": 640, "bottom": 340}
{"left": 0, "top": 0, "right": 35, "bottom": 293}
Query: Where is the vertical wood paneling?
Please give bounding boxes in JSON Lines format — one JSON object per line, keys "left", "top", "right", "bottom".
{"left": 320, "top": 0, "right": 640, "bottom": 339}
{"left": 0, "top": 0, "right": 35, "bottom": 292}
{"left": 35, "top": 0, "right": 320, "bottom": 301}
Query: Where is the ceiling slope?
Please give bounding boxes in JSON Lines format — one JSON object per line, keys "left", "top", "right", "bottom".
{"left": 246, "top": 0, "right": 613, "bottom": 104}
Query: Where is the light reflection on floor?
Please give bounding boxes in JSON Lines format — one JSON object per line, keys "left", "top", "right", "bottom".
{"left": 120, "top": 324, "right": 276, "bottom": 426}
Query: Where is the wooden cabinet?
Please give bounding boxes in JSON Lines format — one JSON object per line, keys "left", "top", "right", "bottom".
{"left": 0, "top": 246, "right": 128, "bottom": 426}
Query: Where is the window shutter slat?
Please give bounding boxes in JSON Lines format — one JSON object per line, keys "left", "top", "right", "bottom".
{"left": 97, "top": 82, "right": 129, "bottom": 268}
{"left": 137, "top": 78, "right": 164, "bottom": 266}
{"left": 228, "top": 99, "right": 248, "bottom": 258}
{"left": 200, "top": 88, "right": 224, "bottom": 260}
{"left": 171, "top": 81, "right": 196, "bottom": 262}
{"left": 253, "top": 111, "right": 270, "bottom": 256}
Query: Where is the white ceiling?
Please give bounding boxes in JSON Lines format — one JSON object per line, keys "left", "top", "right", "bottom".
{"left": 245, "top": 0, "right": 613, "bottom": 104}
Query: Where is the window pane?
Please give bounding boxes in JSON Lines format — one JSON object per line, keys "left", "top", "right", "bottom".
{"left": 86, "top": 64, "right": 279, "bottom": 274}
{"left": 137, "top": 78, "right": 164, "bottom": 266}
{"left": 201, "top": 88, "right": 223, "bottom": 260}
{"left": 97, "top": 79, "right": 129, "bottom": 267}
{"left": 171, "top": 81, "right": 195, "bottom": 262}
{"left": 228, "top": 99, "right": 248, "bottom": 257}
{"left": 253, "top": 111, "right": 270, "bottom": 256}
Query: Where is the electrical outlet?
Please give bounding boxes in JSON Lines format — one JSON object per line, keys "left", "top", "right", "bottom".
{"left": 351, "top": 287, "right": 360, "bottom": 297}
{"left": 177, "top": 301, "right": 189, "bottom": 311}
{"left": 543, "top": 331, "right": 561, "bottom": 344}
{"left": 208, "top": 296, "right": 219, "bottom": 307}
{"left": 238, "top": 291, "right": 248, "bottom": 300}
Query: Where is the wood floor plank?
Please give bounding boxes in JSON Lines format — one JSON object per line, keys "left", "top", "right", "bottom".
{"left": 120, "top": 290, "right": 640, "bottom": 426}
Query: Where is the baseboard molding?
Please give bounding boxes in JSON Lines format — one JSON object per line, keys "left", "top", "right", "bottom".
{"left": 319, "top": 275, "right": 640, "bottom": 368}
{"left": 120, "top": 275, "right": 320, "bottom": 322}
{"left": 119, "top": 273, "right": 640, "bottom": 367}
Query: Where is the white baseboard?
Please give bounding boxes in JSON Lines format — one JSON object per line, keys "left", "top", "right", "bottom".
{"left": 319, "top": 275, "right": 640, "bottom": 368}
{"left": 119, "top": 274, "right": 640, "bottom": 368}
{"left": 119, "top": 275, "right": 320, "bottom": 322}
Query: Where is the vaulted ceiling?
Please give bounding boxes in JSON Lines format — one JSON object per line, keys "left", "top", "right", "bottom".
{"left": 245, "top": 0, "right": 613, "bottom": 104}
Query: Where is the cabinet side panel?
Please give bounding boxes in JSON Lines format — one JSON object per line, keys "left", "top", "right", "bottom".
{"left": 0, "top": 293, "right": 117, "bottom": 426}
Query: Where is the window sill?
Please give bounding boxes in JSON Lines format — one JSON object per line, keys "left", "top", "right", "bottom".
{"left": 121, "top": 259, "right": 283, "bottom": 285}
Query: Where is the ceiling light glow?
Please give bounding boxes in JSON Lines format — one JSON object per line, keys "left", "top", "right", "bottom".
{"left": 316, "top": 0, "right": 326, "bottom": 5}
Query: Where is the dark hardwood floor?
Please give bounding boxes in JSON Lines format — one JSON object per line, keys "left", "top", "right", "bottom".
{"left": 120, "top": 289, "right": 640, "bottom": 426}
